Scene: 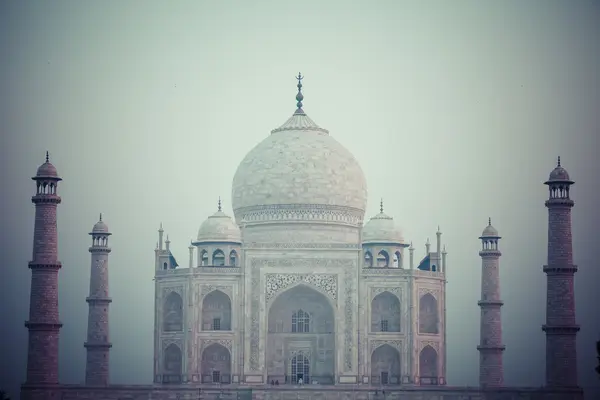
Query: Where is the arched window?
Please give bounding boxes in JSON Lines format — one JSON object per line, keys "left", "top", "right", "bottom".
{"left": 163, "top": 262, "right": 168, "bottom": 270}
{"left": 229, "top": 250, "right": 238, "bottom": 267}
{"left": 200, "top": 250, "right": 208, "bottom": 266}
{"left": 364, "top": 251, "right": 373, "bottom": 268}
{"left": 291, "top": 309, "right": 310, "bottom": 333}
{"left": 377, "top": 250, "right": 389, "bottom": 268}
{"left": 212, "top": 249, "right": 225, "bottom": 266}
{"left": 163, "top": 292, "right": 183, "bottom": 332}
{"left": 419, "top": 293, "right": 439, "bottom": 334}
{"left": 394, "top": 251, "right": 401, "bottom": 268}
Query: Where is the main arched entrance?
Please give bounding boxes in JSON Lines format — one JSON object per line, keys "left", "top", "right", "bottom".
{"left": 267, "top": 284, "right": 335, "bottom": 385}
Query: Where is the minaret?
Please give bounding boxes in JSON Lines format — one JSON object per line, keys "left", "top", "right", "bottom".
{"left": 158, "top": 223, "right": 164, "bottom": 251}
{"left": 436, "top": 226, "right": 442, "bottom": 256}
{"left": 84, "top": 214, "right": 112, "bottom": 385}
{"left": 409, "top": 242, "right": 414, "bottom": 269}
{"left": 24, "top": 152, "right": 63, "bottom": 389}
{"left": 542, "top": 157, "right": 579, "bottom": 388}
{"left": 425, "top": 238, "right": 431, "bottom": 254}
{"left": 477, "top": 218, "right": 505, "bottom": 387}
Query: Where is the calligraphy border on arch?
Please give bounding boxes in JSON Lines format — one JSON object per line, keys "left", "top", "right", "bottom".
{"left": 248, "top": 257, "right": 356, "bottom": 372}
{"left": 369, "top": 339, "right": 403, "bottom": 355}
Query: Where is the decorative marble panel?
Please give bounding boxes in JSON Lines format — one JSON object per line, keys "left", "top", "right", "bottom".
{"left": 200, "top": 339, "right": 232, "bottom": 352}
{"left": 370, "top": 339, "right": 403, "bottom": 355}
{"left": 265, "top": 273, "right": 337, "bottom": 303}
{"left": 246, "top": 242, "right": 360, "bottom": 249}
{"left": 162, "top": 338, "right": 184, "bottom": 350}
{"left": 200, "top": 284, "right": 233, "bottom": 299}
{"left": 162, "top": 286, "right": 184, "bottom": 298}
{"left": 419, "top": 340, "right": 440, "bottom": 352}
{"left": 417, "top": 287, "right": 440, "bottom": 300}
{"left": 371, "top": 286, "right": 401, "bottom": 299}
{"left": 343, "top": 267, "right": 355, "bottom": 371}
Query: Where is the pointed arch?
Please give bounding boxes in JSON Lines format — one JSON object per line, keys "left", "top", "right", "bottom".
{"left": 212, "top": 249, "right": 225, "bottom": 266}
{"left": 202, "top": 290, "right": 232, "bottom": 331}
{"left": 163, "top": 291, "right": 183, "bottom": 332}
{"left": 163, "top": 343, "right": 182, "bottom": 382}
{"left": 200, "top": 343, "right": 231, "bottom": 384}
{"left": 419, "top": 345, "right": 438, "bottom": 381}
{"left": 267, "top": 284, "right": 335, "bottom": 384}
{"left": 394, "top": 251, "right": 401, "bottom": 268}
{"left": 419, "top": 293, "right": 438, "bottom": 334}
{"left": 371, "top": 344, "right": 401, "bottom": 385}
{"left": 364, "top": 251, "right": 373, "bottom": 268}
{"left": 371, "top": 291, "right": 401, "bottom": 332}
{"left": 377, "top": 250, "right": 389, "bottom": 268}
{"left": 229, "top": 250, "right": 238, "bottom": 266}
{"left": 200, "top": 250, "right": 209, "bottom": 266}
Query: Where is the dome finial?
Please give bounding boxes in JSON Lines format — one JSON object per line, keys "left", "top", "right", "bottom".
{"left": 380, "top": 198, "right": 384, "bottom": 213}
{"left": 488, "top": 217, "right": 492, "bottom": 226}
{"left": 218, "top": 196, "right": 222, "bottom": 212}
{"left": 45, "top": 151, "right": 49, "bottom": 163}
{"left": 294, "top": 72, "right": 305, "bottom": 115}
{"left": 557, "top": 156, "right": 561, "bottom": 167}
{"left": 99, "top": 213, "right": 103, "bottom": 222}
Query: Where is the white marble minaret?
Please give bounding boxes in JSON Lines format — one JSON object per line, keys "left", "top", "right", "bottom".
{"left": 477, "top": 218, "right": 505, "bottom": 387}
{"left": 84, "top": 214, "right": 112, "bottom": 385}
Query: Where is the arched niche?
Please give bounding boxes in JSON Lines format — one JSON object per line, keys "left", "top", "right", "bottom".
{"left": 418, "top": 293, "right": 439, "bottom": 334}
{"left": 393, "top": 251, "right": 401, "bottom": 268}
{"left": 229, "top": 250, "right": 238, "bottom": 266}
{"left": 267, "top": 284, "right": 335, "bottom": 385}
{"left": 371, "top": 344, "right": 401, "bottom": 385}
{"left": 419, "top": 345, "right": 438, "bottom": 383}
{"left": 200, "top": 343, "right": 232, "bottom": 384}
{"left": 163, "top": 291, "right": 183, "bottom": 332}
{"left": 364, "top": 251, "right": 373, "bottom": 268}
{"left": 163, "top": 343, "right": 182, "bottom": 383}
{"left": 200, "top": 250, "right": 209, "bottom": 266}
{"left": 371, "top": 291, "right": 401, "bottom": 332}
{"left": 201, "top": 290, "right": 232, "bottom": 331}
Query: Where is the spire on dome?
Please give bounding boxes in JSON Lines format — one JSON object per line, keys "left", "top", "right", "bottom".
{"left": 557, "top": 156, "right": 561, "bottom": 167}
{"left": 45, "top": 151, "right": 49, "bottom": 163}
{"left": 380, "top": 198, "right": 384, "bottom": 213}
{"left": 489, "top": 217, "right": 492, "bottom": 226}
{"left": 294, "top": 72, "right": 305, "bottom": 115}
{"left": 218, "top": 196, "right": 222, "bottom": 212}
{"left": 99, "top": 213, "right": 103, "bottom": 222}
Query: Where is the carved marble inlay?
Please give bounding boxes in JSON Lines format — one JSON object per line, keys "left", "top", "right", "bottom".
{"left": 162, "top": 338, "right": 183, "bottom": 350}
{"left": 417, "top": 287, "right": 440, "bottom": 299}
{"left": 247, "top": 242, "right": 360, "bottom": 249}
{"left": 249, "top": 257, "right": 356, "bottom": 372}
{"left": 200, "top": 339, "right": 232, "bottom": 352}
{"left": 419, "top": 340, "right": 440, "bottom": 353}
{"left": 237, "top": 204, "right": 365, "bottom": 227}
{"left": 371, "top": 286, "right": 401, "bottom": 299}
{"left": 265, "top": 273, "right": 337, "bottom": 303}
{"left": 162, "top": 286, "right": 184, "bottom": 298}
{"left": 200, "top": 284, "right": 232, "bottom": 299}
{"left": 370, "top": 339, "right": 403, "bottom": 355}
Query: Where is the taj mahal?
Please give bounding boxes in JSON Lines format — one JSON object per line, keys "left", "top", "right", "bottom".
{"left": 21, "top": 76, "right": 584, "bottom": 400}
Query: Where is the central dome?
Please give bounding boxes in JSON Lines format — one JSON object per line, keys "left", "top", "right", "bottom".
{"left": 231, "top": 77, "right": 367, "bottom": 226}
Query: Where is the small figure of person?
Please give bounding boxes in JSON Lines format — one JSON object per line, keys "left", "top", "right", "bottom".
{"left": 275, "top": 380, "right": 279, "bottom": 386}
{"left": 298, "top": 377, "right": 303, "bottom": 386}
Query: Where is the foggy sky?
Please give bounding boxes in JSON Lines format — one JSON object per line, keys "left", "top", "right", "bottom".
{"left": 1, "top": 1, "right": 599, "bottom": 399}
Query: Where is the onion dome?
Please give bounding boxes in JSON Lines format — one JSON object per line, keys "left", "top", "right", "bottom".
{"left": 196, "top": 198, "right": 242, "bottom": 244}
{"left": 362, "top": 199, "right": 405, "bottom": 245}
{"left": 231, "top": 74, "right": 367, "bottom": 226}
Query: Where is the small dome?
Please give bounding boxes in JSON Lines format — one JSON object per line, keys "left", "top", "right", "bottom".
{"left": 91, "top": 214, "right": 110, "bottom": 234}
{"left": 35, "top": 152, "right": 60, "bottom": 179}
{"left": 197, "top": 210, "right": 241, "bottom": 243}
{"left": 362, "top": 211, "right": 404, "bottom": 245}
{"left": 481, "top": 219, "right": 499, "bottom": 238}
{"left": 547, "top": 156, "right": 572, "bottom": 182}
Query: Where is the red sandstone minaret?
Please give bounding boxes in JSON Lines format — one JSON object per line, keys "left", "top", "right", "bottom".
{"left": 542, "top": 156, "right": 579, "bottom": 388}
{"left": 24, "top": 152, "right": 63, "bottom": 391}
{"left": 84, "top": 214, "right": 112, "bottom": 385}
{"left": 477, "top": 218, "right": 505, "bottom": 387}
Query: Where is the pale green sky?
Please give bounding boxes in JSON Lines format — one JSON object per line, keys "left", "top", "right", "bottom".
{"left": 0, "top": 0, "right": 599, "bottom": 397}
